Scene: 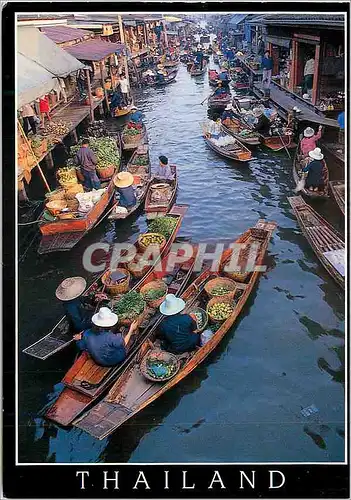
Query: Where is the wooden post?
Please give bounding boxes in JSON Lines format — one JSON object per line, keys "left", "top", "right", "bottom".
{"left": 118, "top": 14, "right": 130, "bottom": 84}
{"left": 289, "top": 40, "right": 298, "bottom": 91}
{"left": 85, "top": 67, "right": 94, "bottom": 122}
{"left": 312, "top": 43, "right": 321, "bottom": 106}
{"left": 162, "top": 20, "right": 168, "bottom": 48}
{"left": 100, "top": 60, "right": 110, "bottom": 113}
{"left": 144, "top": 22, "right": 149, "bottom": 48}
{"left": 70, "top": 128, "right": 78, "bottom": 144}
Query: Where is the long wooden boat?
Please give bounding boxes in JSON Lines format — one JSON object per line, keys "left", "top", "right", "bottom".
{"left": 163, "top": 59, "right": 180, "bottom": 69}
{"left": 45, "top": 242, "right": 196, "bottom": 427}
{"left": 38, "top": 138, "right": 122, "bottom": 254}
{"left": 329, "top": 181, "right": 345, "bottom": 215}
{"left": 152, "top": 71, "right": 178, "bottom": 87}
{"left": 24, "top": 204, "right": 189, "bottom": 361}
{"left": 203, "top": 130, "right": 252, "bottom": 162}
{"left": 114, "top": 105, "right": 133, "bottom": 118}
{"left": 190, "top": 61, "right": 207, "bottom": 77}
{"left": 221, "top": 122, "right": 261, "bottom": 147}
{"left": 121, "top": 123, "right": 148, "bottom": 152}
{"left": 259, "top": 132, "right": 293, "bottom": 151}
{"left": 292, "top": 144, "right": 329, "bottom": 200}
{"left": 145, "top": 165, "right": 178, "bottom": 219}
{"left": 208, "top": 69, "right": 219, "bottom": 87}
{"left": 208, "top": 93, "right": 232, "bottom": 110}
{"left": 108, "top": 145, "right": 151, "bottom": 221}
{"left": 288, "top": 196, "right": 344, "bottom": 288}
{"left": 73, "top": 219, "right": 277, "bottom": 439}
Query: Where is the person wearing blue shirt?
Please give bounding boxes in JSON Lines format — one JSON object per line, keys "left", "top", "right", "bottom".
{"left": 56, "top": 277, "right": 95, "bottom": 332}
{"left": 337, "top": 110, "right": 344, "bottom": 144}
{"left": 129, "top": 107, "right": 143, "bottom": 124}
{"left": 302, "top": 147, "right": 325, "bottom": 192}
{"left": 221, "top": 104, "right": 236, "bottom": 122}
{"left": 114, "top": 172, "right": 137, "bottom": 209}
{"left": 74, "top": 307, "right": 138, "bottom": 367}
{"left": 261, "top": 50, "right": 273, "bottom": 89}
{"left": 158, "top": 294, "right": 200, "bottom": 354}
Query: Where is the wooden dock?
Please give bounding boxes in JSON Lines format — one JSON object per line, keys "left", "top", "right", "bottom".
{"left": 253, "top": 82, "right": 339, "bottom": 128}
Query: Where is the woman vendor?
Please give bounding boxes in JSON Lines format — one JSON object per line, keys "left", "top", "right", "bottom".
{"left": 221, "top": 104, "right": 236, "bottom": 122}
{"left": 74, "top": 307, "right": 138, "bottom": 367}
{"left": 300, "top": 126, "right": 322, "bottom": 156}
{"left": 302, "top": 147, "right": 325, "bottom": 192}
{"left": 252, "top": 107, "right": 271, "bottom": 136}
{"left": 158, "top": 294, "right": 200, "bottom": 354}
{"left": 114, "top": 172, "right": 137, "bottom": 208}
{"left": 55, "top": 277, "right": 107, "bottom": 332}
{"left": 153, "top": 155, "right": 174, "bottom": 182}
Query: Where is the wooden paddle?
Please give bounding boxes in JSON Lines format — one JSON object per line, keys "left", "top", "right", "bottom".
{"left": 200, "top": 89, "right": 216, "bottom": 106}
{"left": 277, "top": 130, "right": 292, "bottom": 160}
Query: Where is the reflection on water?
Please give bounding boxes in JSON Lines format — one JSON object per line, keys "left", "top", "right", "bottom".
{"left": 18, "top": 64, "right": 344, "bottom": 463}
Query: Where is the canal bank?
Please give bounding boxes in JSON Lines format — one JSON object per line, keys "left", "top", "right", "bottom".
{"left": 19, "top": 63, "right": 345, "bottom": 463}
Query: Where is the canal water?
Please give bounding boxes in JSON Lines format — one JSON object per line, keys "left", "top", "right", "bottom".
{"left": 19, "top": 63, "right": 345, "bottom": 463}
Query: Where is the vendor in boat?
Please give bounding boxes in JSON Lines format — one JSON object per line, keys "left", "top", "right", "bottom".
{"left": 213, "top": 82, "right": 227, "bottom": 97}
{"left": 218, "top": 67, "right": 230, "bottom": 88}
{"left": 252, "top": 107, "right": 271, "bottom": 136}
{"left": 300, "top": 125, "right": 323, "bottom": 157}
{"left": 194, "top": 45, "right": 204, "bottom": 70}
{"left": 153, "top": 155, "right": 174, "bottom": 182}
{"left": 156, "top": 70, "right": 166, "bottom": 84}
{"left": 55, "top": 277, "right": 107, "bottom": 333}
{"left": 302, "top": 147, "right": 325, "bottom": 192}
{"left": 114, "top": 172, "right": 137, "bottom": 208}
{"left": 110, "top": 90, "right": 123, "bottom": 116}
{"left": 74, "top": 138, "right": 101, "bottom": 191}
{"left": 206, "top": 118, "right": 222, "bottom": 139}
{"left": 221, "top": 104, "right": 236, "bottom": 123}
{"left": 158, "top": 294, "right": 200, "bottom": 354}
{"left": 128, "top": 106, "right": 143, "bottom": 125}
{"left": 74, "top": 307, "right": 139, "bottom": 367}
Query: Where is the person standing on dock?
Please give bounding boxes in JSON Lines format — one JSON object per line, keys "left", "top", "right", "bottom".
{"left": 303, "top": 55, "right": 315, "bottom": 95}
{"left": 261, "top": 50, "right": 273, "bottom": 89}
{"left": 20, "top": 103, "right": 38, "bottom": 136}
{"left": 74, "top": 139, "right": 101, "bottom": 191}
{"left": 337, "top": 110, "right": 344, "bottom": 145}
{"left": 300, "top": 126, "right": 323, "bottom": 156}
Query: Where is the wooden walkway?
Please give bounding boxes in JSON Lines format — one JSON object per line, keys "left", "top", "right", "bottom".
{"left": 35, "top": 97, "right": 104, "bottom": 167}
{"left": 253, "top": 82, "right": 339, "bottom": 128}
{"left": 236, "top": 55, "right": 263, "bottom": 77}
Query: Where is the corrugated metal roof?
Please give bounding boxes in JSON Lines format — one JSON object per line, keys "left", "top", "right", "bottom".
{"left": 227, "top": 14, "right": 248, "bottom": 27}
{"left": 64, "top": 39, "right": 126, "bottom": 61}
{"left": 40, "top": 26, "right": 94, "bottom": 44}
{"left": 247, "top": 14, "right": 345, "bottom": 27}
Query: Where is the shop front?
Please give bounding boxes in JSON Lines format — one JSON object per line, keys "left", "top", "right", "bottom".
{"left": 266, "top": 35, "right": 291, "bottom": 89}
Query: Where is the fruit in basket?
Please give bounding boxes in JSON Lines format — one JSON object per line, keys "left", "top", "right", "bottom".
{"left": 139, "top": 233, "right": 165, "bottom": 247}
{"left": 208, "top": 302, "right": 234, "bottom": 321}
{"left": 210, "top": 286, "right": 232, "bottom": 296}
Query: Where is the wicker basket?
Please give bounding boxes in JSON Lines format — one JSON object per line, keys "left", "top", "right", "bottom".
{"left": 140, "top": 349, "right": 180, "bottom": 382}
{"left": 123, "top": 132, "right": 142, "bottom": 145}
{"left": 206, "top": 296, "right": 236, "bottom": 324}
{"left": 204, "top": 277, "right": 237, "bottom": 299}
{"left": 45, "top": 200, "right": 67, "bottom": 216}
{"left": 191, "top": 307, "right": 208, "bottom": 333}
{"left": 45, "top": 189, "right": 66, "bottom": 202}
{"left": 127, "top": 259, "right": 152, "bottom": 279}
{"left": 137, "top": 233, "right": 167, "bottom": 252}
{"left": 109, "top": 296, "right": 146, "bottom": 326}
{"left": 101, "top": 268, "right": 130, "bottom": 296}
{"left": 140, "top": 279, "right": 168, "bottom": 308}
{"left": 97, "top": 165, "right": 115, "bottom": 179}
{"left": 64, "top": 184, "right": 84, "bottom": 200}
{"left": 76, "top": 168, "right": 85, "bottom": 182}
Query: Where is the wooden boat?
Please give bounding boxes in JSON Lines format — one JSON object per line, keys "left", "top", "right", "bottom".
{"left": 208, "top": 93, "right": 232, "bottom": 110}
{"left": 163, "top": 59, "right": 180, "bottom": 69}
{"left": 45, "top": 241, "right": 196, "bottom": 427}
{"left": 260, "top": 133, "right": 293, "bottom": 151}
{"left": 221, "top": 121, "right": 261, "bottom": 147}
{"left": 292, "top": 144, "right": 329, "bottom": 200}
{"left": 208, "top": 69, "right": 219, "bottom": 87}
{"left": 145, "top": 165, "right": 178, "bottom": 219}
{"left": 329, "top": 181, "right": 345, "bottom": 215}
{"left": 190, "top": 61, "right": 207, "bottom": 77}
{"left": 24, "top": 204, "right": 189, "bottom": 361}
{"left": 108, "top": 145, "right": 151, "bottom": 221}
{"left": 288, "top": 196, "right": 344, "bottom": 288}
{"left": 152, "top": 71, "right": 178, "bottom": 87}
{"left": 38, "top": 138, "right": 121, "bottom": 254}
{"left": 114, "top": 106, "right": 132, "bottom": 118}
{"left": 203, "top": 129, "right": 252, "bottom": 162}
{"left": 73, "top": 219, "right": 277, "bottom": 439}
{"left": 121, "top": 122, "right": 148, "bottom": 152}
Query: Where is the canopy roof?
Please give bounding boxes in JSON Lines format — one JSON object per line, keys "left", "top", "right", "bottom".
{"left": 40, "top": 25, "right": 94, "bottom": 44}
{"left": 64, "top": 39, "right": 125, "bottom": 61}
{"left": 17, "top": 53, "right": 59, "bottom": 109}
{"left": 227, "top": 14, "right": 248, "bottom": 27}
{"left": 18, "top": 26, "right": 84, "bottom": 77}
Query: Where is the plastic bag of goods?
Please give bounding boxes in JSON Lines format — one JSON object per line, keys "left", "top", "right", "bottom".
{"left": 114, "top": 206, "right": 128, "bottom": 215}
{"left": 200, "top": 329, "right": 214, "bottom": 346}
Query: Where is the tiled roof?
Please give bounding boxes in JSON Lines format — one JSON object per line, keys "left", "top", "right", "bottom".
{"left": 247, "top": 14, "right": 345, "bottom": 27}
{"left": 40, "top": 26, "right": 94, "bottom": 44}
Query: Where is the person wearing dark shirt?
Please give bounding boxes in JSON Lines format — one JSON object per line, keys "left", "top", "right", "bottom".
{"left": 110, "top": 90, "right": 123, "bottom": 116}
{"left": 195, "top": 46, "right": 204, "bottom": 69}
{"left": 252, "top": 108, "right": 271, "bottom": 136}
{"left": 114, "top": 171, "right": 137, "bottom": 208}
{"left": 337, "top": 110, "right": 344, "bottom": 144}
{"left": 218, "top": 68, "right": 230, "bottom": 88}
{"left": 158, "top": 294, "right": 200, "bottom": 354}
{"left": 303, "top": 147, "right": 325, "bottom": 192}
{"left": 129, "top": 106, "right": 143, "bottom": 124}
{"left": 56, "top": 277, "right": 93, "bottom": 332}
{"left": 221, "top": 104, "right": 236, "bottom": 122}
{"left": 214, "top": 83, "right": 227, "bottom": 97}
{"left": 75, "top": 139, "right": 101, "bottom": 191}
{"left": 261, "top": 50, "right": 273, "bottom": 89}
{"left": 74, "top": 307, "right": 138, "bottom": 367}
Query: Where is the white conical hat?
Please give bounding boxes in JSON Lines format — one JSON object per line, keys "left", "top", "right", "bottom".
{"left": 308, "top": 147, "right": 324, "bottom": 160}
{"left": 55, "top": 277, "right": 86, "bottom": 301}
{"left": 304, "top": 127, "right": 314, "bottom": 138}
{"left": 159, "top": 294, "right": 185, "bottom": 316}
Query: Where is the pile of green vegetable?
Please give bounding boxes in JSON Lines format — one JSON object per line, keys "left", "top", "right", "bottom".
{"left": 132, "top": 155, "right": 148, "bottom": 166}
{"left": 123, "top": 128, "right": 141, "bottom": 136}
{"left": 111, "top": 291, "right": 145, "bottom": 321}
{"left": 146, "top": 359, "right": 177, "bottom": 380}
{"left": 148, "top": 216, "right": 177, "bottom": 239}
{"left": 142, "top": 288, "right": 166, "bottom": 301}
{"left": 211, "top": 285, "right": 232, "bottom": 296}
{"left": 70, "top": 137, "right": 120, "bottom": 168}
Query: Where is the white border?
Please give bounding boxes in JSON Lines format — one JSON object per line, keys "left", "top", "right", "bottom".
{"left": 15, "top": 9, "right": 348, "bottom": 466}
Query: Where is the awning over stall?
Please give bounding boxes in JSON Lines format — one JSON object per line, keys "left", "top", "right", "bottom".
{"left": 64, "top": 39, "right": 126, "bottom": 61}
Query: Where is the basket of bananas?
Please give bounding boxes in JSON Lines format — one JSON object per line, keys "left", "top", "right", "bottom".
{"left": 137, "top": 232, "right": 166, "bottom": 252}
{"left": 206, "top": 296, "right": 235, "bottom": 323}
